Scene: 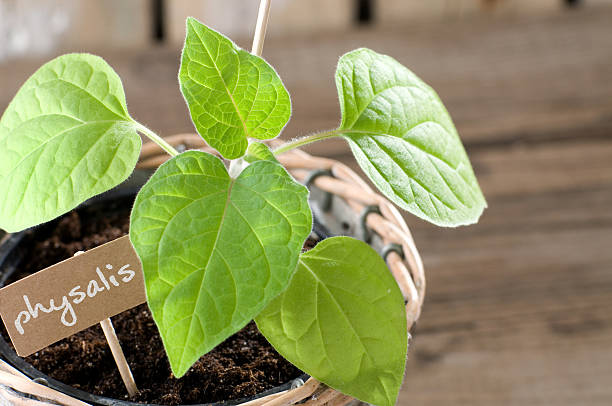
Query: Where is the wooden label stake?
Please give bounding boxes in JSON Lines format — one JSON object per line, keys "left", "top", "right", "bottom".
{"left": 73, "top": 250, "right": 139, "bottom": 397}
{"left": 0, "top": 236, "right": 145, "bottom": 396}
{"left": 99, "top": 317, "right": 138, "bottom": 396}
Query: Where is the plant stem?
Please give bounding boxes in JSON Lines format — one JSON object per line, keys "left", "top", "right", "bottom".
{"left": 273, "top": 130, "right": 341, "bottom": 156}
{"left": 228, "top": 157, "right": 247, "bottom": 178}
{"left": 133, "top": 122, "right": 179, "bottom": 157}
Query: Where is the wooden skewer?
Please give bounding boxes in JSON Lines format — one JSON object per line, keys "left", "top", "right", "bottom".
{"left": 252, "top": 0, "right": 272, "bottom": 56}
{"left": 74, "top": 251, "right": 138, "bottom": 397}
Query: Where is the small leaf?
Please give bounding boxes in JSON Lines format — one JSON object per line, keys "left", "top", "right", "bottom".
{"left": 256, "top": 237, "right": 407, "bottom": 406}
{"left": 0, "top": 53, "right": 141, "bottom": 232}
{"left": 130, "top": 150, "right": 312, "bottom": 377}
{"left": 244, "top": 142, "right": 278, "bottom": 164}
{"left": 179, "top": 18, "right": 291, "bottom": 159}
{"left": 336, "top": 48, "right": 486, "bottom": 226}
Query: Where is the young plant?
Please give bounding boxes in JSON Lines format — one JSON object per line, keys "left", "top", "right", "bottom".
{"left": 0, "top": 18, "right": 485, "bottom": 406}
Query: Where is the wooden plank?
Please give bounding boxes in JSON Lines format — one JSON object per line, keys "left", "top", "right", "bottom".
{"left": 395, "top": 132, "right": 612, "bottom": 405}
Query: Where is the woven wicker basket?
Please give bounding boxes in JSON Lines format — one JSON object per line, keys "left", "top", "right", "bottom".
{"left": 0, "top": 135, "right": 425, "bottom": 406}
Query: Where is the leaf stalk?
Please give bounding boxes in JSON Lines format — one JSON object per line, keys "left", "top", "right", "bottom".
{"left": 133, "top": 121, "right": 180, "bottom": 157}
{"left": 273, "top": 130, "right": 341, "bottom": 156}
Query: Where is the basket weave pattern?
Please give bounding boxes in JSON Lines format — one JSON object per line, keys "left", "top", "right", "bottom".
{"left": 0, "top": 135, "right": 425, "bottom": 406}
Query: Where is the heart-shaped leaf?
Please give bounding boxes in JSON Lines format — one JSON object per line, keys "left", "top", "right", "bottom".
{"left": 179, "top": 18, "right": 291, "bottom": 159}
{"left": 130, "top": 150, "right": 312, "bottom": 377}
{"left": 0, "top": 53, "right": 141, "bottom": 232}
{"left": 336, "top": 48, "right": 486, "bottom": 226}
{"left": 256, "top": 236, "right": 407, "bottom": 406}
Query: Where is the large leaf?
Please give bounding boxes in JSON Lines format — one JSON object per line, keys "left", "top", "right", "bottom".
{"left": 336, "top": 48, "right": 486, "bottom": 226}
{"left": 0, "top": 53, "right": 140, "bottom": 232}
{"left": 129, "top": 150, "right": 312, "bottom": 377}
{"left": 179, "top": 18, "right": 291, "bottom": 159}
{"left": 256, "top": 237, "right": 407, "bottom": 406}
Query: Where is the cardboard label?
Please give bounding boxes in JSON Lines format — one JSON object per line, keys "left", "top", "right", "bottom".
{"left": 0, "top": 235, "right": 146, "bottom": 356}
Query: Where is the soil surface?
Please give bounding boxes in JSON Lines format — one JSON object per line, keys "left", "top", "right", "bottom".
{"left": 0, "top": 195, "right": 303, "bottom": 405}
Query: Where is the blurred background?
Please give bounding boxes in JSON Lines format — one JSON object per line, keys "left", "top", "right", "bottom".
{"left": 1, "top": 0, "right": 611, "bottom": 405}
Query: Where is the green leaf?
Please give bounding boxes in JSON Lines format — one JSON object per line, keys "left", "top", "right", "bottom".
{"left": 256, "top": 237, "right": 407, "bottom": 406}
{"left": 179, "top": 17, "right": 291, "bottom": 159}
{"left": 129, "top": 150, "right": 312, "bottom": 377}
{"left": 336, "top": 48, "right": 486, "bottom": 226}
{"left": 0, "top": 53, "right": 141, "bottom": 232}
{"left": 244, "top": 142, "right": 279, "bottom": 164}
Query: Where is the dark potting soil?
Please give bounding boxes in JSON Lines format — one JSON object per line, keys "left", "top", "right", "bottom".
{"left": 0, "top": 199, "right": 303, "bottom": 405}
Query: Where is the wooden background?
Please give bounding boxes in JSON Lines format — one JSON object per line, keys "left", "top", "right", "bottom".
{"left": 1, "top": 3, "right": 611, "bottom": 405}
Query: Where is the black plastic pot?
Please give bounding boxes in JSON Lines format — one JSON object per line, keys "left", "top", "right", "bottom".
{"left": 0, "top": 172, "right": 323, "bottom": 406}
